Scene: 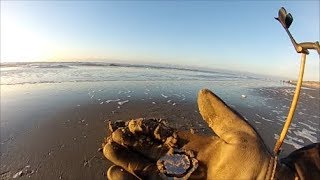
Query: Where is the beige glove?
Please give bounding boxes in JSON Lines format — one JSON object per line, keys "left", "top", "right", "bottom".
{"left": 102, "top": 89, "right": 314, "bottom": 179}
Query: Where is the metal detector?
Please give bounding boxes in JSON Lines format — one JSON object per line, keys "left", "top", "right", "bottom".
{"left": 273, "top": 7, "right": 320, "bottom": 155}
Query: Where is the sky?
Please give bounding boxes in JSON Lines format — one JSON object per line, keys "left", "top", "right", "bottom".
{"left": 1, "top": 1, "right": 319, "bottom": 80}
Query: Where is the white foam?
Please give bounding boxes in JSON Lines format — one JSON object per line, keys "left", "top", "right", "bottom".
{"left": 161, "top": 94, "right": 168, "bottom": 98}
{"left": 123, "top": 90, "right": 131, "bottom": 94}
{"left": 255, "top": 114, "right": 273, "bottom": 122}
{"left": 167, "top": 100, "right": 172, "bottom": 103}
{"left": 152, "top": 102, "right": 156, "bottom": 104}
{"left": 307, "top": 94, "right": 315, "bottom": 99}
{"left": 286, "top": 134, "right": 304, "bottom": 143}
{"left": 293, "top": 128, "right": 317, "bottom": 143}
{"left": 289, "top": 126, "right": 296, "bottom": 130}
{"left": 282, "top": 105, "right": 289, "bottom": 109}
{"left": 276, "top": 116, "right": 287, "bottom": 123}
{"left": 118, "top": 100, "right": 129, "bottom": 105}
{"left": 106, "top": 99, "right": 121, "bottom": 103}
{"left": 283, "top": 98, "right": 291, "bottom": 101}
{"left": 274, "top": 134, "right": 303, "bottom": 149}
{"left": 308, "top": 120, "right": 319, "bottom": 126}
{"left": 13, "top": 170, "right": 23, "bottom": 178}
{"left": 100, "top": 102, "right": 104, "bottom": 105}
{"left": 298, "top": 122, "right": 317, "bottom": 131}
{"left": 291, "top": 123, "right": 297, "bottom": 127}
{"left": 271, "top": 110, "right": 282, "bottom": 115}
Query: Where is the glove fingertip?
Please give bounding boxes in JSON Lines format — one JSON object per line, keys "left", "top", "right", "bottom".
{"left": 107, "top": 165, "right": 139, "bottom": 180}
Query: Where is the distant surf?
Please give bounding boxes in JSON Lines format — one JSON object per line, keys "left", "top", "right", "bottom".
{"left": 0, "top": 62, "right": 272, "bottom": 85}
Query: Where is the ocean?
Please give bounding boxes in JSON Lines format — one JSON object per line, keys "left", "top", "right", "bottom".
{"left": 1, "top": 62, "right": 319, "bottom": 152}
{"left": 1, "top": 62, "right": 276, "bottom": 85}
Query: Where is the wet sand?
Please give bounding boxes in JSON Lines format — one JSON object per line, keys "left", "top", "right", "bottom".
{"left": 1, "top": 82, "right": 319, "bottom": 179}
{"left": 1, "top": 100, "right": 206, "bottom": 179}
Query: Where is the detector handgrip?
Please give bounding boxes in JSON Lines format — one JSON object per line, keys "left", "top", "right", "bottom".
{"left": 275, "top": 7, "right": 320, "bottom": 55}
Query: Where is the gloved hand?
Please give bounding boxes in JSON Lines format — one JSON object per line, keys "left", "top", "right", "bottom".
{"left": 102, "top": 89, "right": 297, "bottom": 179}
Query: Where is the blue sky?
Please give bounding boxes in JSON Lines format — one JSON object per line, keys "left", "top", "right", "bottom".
{"left": 1, "top": 1, "right": 319, "bottom": 80}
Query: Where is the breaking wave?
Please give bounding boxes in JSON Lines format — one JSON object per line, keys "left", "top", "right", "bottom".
{"left": 1, "top": 62, "right": 272, "bottom": 85}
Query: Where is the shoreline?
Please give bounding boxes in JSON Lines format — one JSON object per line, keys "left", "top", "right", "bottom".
{"left": 1, "top": 82, "right": 319, "bottom": 179}
{"left": 284, "top": 80, "right": 320, "bottom": 89}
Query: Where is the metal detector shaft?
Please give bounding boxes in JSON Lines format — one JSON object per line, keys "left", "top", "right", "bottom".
{"left": 273, "top": 53, "right": 306, "bottom": 154}
{"left": 273, "top": 7, "right": 319, "bottom": 155}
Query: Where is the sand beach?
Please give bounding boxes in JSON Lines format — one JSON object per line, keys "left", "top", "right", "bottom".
{"left": 1, "top": 64, "right": 319, "bottom": 179}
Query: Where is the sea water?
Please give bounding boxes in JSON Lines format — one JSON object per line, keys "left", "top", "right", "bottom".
{"left": 1, "top": 62, "right": 319, "bottom": 151}
{"left": 1, "top": 62, "right": 277, "bottom": 85}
